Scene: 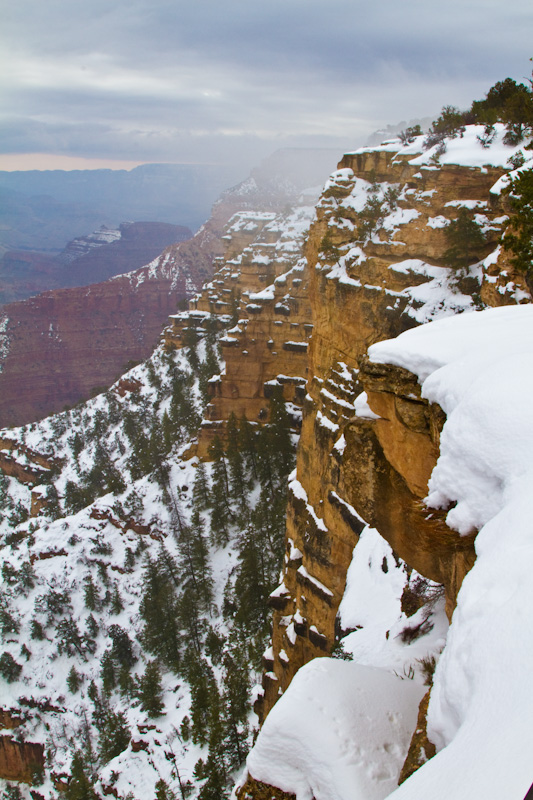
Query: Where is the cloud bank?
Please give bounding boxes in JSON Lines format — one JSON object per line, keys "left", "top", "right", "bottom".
{"left": 1, "top": 0, "right": 532, "bottom": 170}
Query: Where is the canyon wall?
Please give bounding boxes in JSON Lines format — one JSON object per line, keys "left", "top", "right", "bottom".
{"left": 0, "top": 221, "right": 192, "bottom": 305}
{"left": 170, "top": 135, "right": 529, "bottom": 796}
{"left": 254, "top": 138, "right": 529, "bottom": 723}
{"left": 161, "top": 139, "right": 529, "bottom": 739}
{"left": 0, "top": 148, "right": 337, "bottom": 429}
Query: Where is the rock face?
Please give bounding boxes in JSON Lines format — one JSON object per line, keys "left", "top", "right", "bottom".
{"left": 0, "top": 737, "right": 44, "bottom": 784}
{"left": 238, "top": 135, "right": 530, "bottom": 793}
{"left": 0, "top": 262, "right": 192, "bottom": 427}
{"left": 162, "top": 148, "right": 340, "bottom": 454}
{"left": 0, "top": 222, "right": 191, "bottom": 306}
{"left": 0, "top": 710, "right": 44, "bottom": 784}
{"left": 164, "top": 205, "right": 316, "bottom": 456}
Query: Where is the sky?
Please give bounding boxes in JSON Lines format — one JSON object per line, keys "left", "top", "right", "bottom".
{"left": 1, "top": 0, "right": 532, "bottom": 173}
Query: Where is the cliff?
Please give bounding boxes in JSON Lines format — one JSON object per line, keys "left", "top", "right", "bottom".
{"left": 0, "top": 221, "right": 191, "bottom": 305}
{"left": 239, "top": 127, "right": 532, "bottom": 797}
{"left": 163, "top": 203, "right": 316, "bottom": 455}
{"left": 0, "top": 130, "right": 531, "bottom": 799}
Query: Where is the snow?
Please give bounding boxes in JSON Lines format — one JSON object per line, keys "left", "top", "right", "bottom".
{"left": 353, "top": 392, "right": 380, "bottom": 420}
{"left": 248, "top": 286, "right": 275, "bottom": 302}
{"left": 339, "top": 527, "right": 447, "bottom": 679}
{"left": 245, "top": 658, "right": 426, "bottom": 800}
{"left": 296, "top": 566, "right": 333, "bottom": 597}
{"left": 366, "top": 304, "right": 533, "bottom": 800}
{"left": 346, "top": 125, "right": 528, "bottom": 171}
{"left": 408, "top": 125, "right": 526, "bottom": 169}
{"left": 333, "top": 434, "right": 346, "bottom": 455}
{"left": 315, "top": 410, "right": 339, "bottom": 433}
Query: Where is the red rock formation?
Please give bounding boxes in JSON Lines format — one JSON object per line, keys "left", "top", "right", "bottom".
{"left": 0, "top": 736, "right": 44, "bottom": 784}
{"left": 0, "top": 267, "right": 191, "bottom": 427}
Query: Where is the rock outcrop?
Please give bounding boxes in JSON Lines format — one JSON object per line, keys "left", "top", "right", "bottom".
{"left": 164, "top": 204, "right": 316, "bottom": 455}
{"left": 0, "top": 737, "right": 44, "bottom": 784}
{"left": 0, "top": 711, "right": 44, "bottom": 785}
{"left": 241, "top": 134, "right": 530, "bottom": 793}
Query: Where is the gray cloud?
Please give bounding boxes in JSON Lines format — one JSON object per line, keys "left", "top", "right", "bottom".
{"left": 2, "top": 0, "right": 532, "bottom": 170}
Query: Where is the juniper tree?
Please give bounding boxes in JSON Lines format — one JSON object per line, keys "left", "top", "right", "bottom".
{"left": 443, "top": 209, "right": 487, "bottom": 269}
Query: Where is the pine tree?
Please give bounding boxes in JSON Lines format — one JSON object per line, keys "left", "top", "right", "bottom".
{"left": 192, "top": 461, "right": 211, "bottom": 511}
{"left": 108, "top": 625, "right": 136, "bottom": 669}
{"left": 208, "top": 436, "right": 232, "bottom": 546}
{"left": 161, "top": 409, "right": 174, "bottom": 453}
{"left": 138, "top": 660, "right": 164, "bottom": 717}
{"left": 177, "top": 586, "right": 204, "bottom": 654}
{"left": 155, "top": 779, "right": 177, "bottom": 800}
{"left": 178, "top": 510, "right": 213, "bottom": 611}
{"left": 67, "top": 666, "right": 81, "bottom": 694}
{"left": 238, "top": 414, "right": 258, "bottom": 481}
{"left": 100, "top": 650, "right": 116, "bottom": 694}
{"left": 443, "top": 209, "right": 487, "bottom": 269}
{"left": 85, "top": 614, "right": 99, "bottom": 639}
{"left": 226, "top": 413, "right": 248, "bottom": 521}
{"left": 65, "top": 752, "right": 98, "bottom": 800}
{"left": 98, "top": 709, "right": 130, "bottom": 763}
{"left": 220, "top": 651, "right": 250, "bottom": 769}
{"left": 84, "top": 575, "right": 100, "bottom": 611}
{"left": 503, "top": 167, "right": 533, "bottom": 291}
{"left": 110, "top": 585, "right": 123, "bottom": 615}
{"left": 186, "top": 657, "right": 218, "bottom": 746}
{"left": 139, "top": 554, "right": 181, "bottom": 671}
{"left": 182, "top": 326, "right": 200, "bottom": 371}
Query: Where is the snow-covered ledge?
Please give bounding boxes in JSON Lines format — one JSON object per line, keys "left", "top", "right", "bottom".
{"left": 368, "top": 303, "right": 533, "bottom": 800}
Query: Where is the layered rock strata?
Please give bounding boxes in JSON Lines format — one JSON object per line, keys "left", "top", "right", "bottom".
{"left": 253, "top": 136, "right": 529, "bottom": 735}
{"left": 164, "top": 203, "right": 318, "bottom": 456}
